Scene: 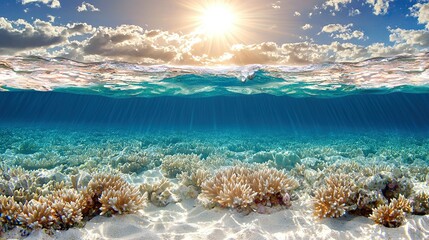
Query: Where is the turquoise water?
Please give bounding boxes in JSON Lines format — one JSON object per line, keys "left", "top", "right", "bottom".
{"left": 1, "top": 54, "right": 429, "bottom": 237}
{"left": 1, "top": 53, "right": 429, "bottom": 168}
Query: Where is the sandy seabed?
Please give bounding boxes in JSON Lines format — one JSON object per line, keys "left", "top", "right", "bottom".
{"left": 1, "top": 128, "right": 429, "bottom": 240}
{"left": 5, "top": 197, "right": 428, "bottom": 240}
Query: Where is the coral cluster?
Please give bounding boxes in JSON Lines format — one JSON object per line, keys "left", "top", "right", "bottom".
{"left": 0, "top": 171, "right": 146, "bottom": 233}
{"left": 412, "top": 192, "right": 429, "bottom": 215}
{"left": 86, "top": 174, "right": 146, "bottom": 216}
{"left": 161, "top": 154, "right": 202, "bottom": 178}
{"left": 369, "top": 195, "right": 412, "bottom": 228}
{"left": 313, "top": 174, "right": 356, "bottom": 218}
{"left": 140, "top": 178, "right": 172, "bottom": 207}
{"left": 201, "top": 166, "right": 298, "bottom": 212}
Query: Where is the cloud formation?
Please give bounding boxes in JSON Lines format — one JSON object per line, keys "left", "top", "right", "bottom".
{"left": 77, "top": 2, "right": 100, "bottom": 12}
{"left": 302, "top": 24, "right": 313, "bottom": 30}
{"left": 410, "top": 2, "right": 429, "bottom": 29}
{"left": 0, "top": 17, "right": 426, "bottom": 65}
{"left": 323, "top": 0, "right": 391, "bottom": 15}
{"left": 389, "top": 28, "right": 429, "bottom": 47}
{"left": 0, "top": 18, "right": 93, "bottom": 54}
{"left": 323, "top": 0, "right": 351, "bottom": 11}
{"left": 320, "top": 23, "right": 366, "bottom": 40}
{"left": 21, "top": 0, "right": 60, "bottom": 8}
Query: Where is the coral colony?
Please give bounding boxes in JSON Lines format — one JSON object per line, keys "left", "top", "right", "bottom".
{"left": 0, "top": 129, "right": 428, "bottom": 237}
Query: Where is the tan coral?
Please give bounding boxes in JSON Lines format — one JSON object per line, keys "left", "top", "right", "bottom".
{"left": 0, "top": 195, "right": 21, "bottom": 227}
{"left": 412, "top": 192, "right": 429, "bottom": 215}
{"left": 369, "top": 194, "right": 412, "bottom": 228}
{"left": 161, "top": 154, "right": 202, "bottom": 178}
{"left": 99, "top": 185, "right": 145, "bottom": 215}
{"left": 88, "top": 174, "right": 126, "bottom": 196}
{"left": 85, "top": 174, "right": 146, "bottom": 216}
{"left": 313, "top": 174, "right": 356, "bottom": 218}
{"left": 49, "top": 189, "right": 86, "bottom": 229}
{"left": 140, "top": 178, "right": 172, "bottom": 207}
{"left": 179, "top": 169, "right": 211, "bottom": 190}
{"left": 390, "top": 194, "right": 412, "bottom": 213}
{"left": 201, "top": 166, "right": 297, "bottom": 210}
{"left": 18, "top": 197, "right": 56, "bottom": 230}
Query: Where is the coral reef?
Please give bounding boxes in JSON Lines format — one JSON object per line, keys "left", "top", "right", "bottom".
{"left": 369, "top": 195, "right": 412, "bottom": 228}
{"left": 201, "top": 166, "right": 298, "bottom": 211}
{"left": 412, "top": 192, "right": 429, "bottom": 215}
{"left": 161, "top": 154, "right": 202, "bottom": 178}
{"left": 0, "top": 196, "right": 21, "bottom": 229}
{"left": 313, "top": 174, "right": 356, "bottom": 218}
{"left": 86, "top": 174, "right": 146, "bottom": 216}
{"left": 0, "top": 171, "right": 146, "bottom": 234}
{"left": 99, "top": 185, "right": 145, "bottom": 215}
{"left": 140, "top": 179, "right": 172, "bottom": 207}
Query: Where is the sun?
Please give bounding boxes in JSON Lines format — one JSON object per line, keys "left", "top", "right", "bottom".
{"left": 198, "top": 4, "right": 236, "bottom": 36}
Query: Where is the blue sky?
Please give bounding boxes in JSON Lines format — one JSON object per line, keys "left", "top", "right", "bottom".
{"left": 0, "top": 0, "right": 428, "bottom": 65}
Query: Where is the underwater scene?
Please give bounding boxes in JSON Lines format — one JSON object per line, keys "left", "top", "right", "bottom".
{"left": 1, "top": 55, "right": 429, "bottom": 239}
{"left": 1, "top": 0, "right": 429, "bottom": 239}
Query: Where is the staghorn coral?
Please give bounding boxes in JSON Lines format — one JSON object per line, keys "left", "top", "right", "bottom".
{"left": 369, "top": 195, "right": 412, "bottom": 228}
{"left": 99, "top": 185, "right": 145, "bottom": 215}
{"left": 161, "top": 154, "right": 202, "bottom": 178}
{"left": 179, "top": 169, "right": 211, "bottom": 191}
{"left": 113, "top": 151, "right": 153, "bottom": 174}
{"left": 412, "top": 192, "right": 429, "bottom": 215}
{"left": 140, "top": 178, "right": 172, "bottom": 206}
{"left": 48, "top": 189, "right": 86, "bottom": 229}
{"left": 18, "top": 197, "right": 56, "bottom": 230}
{"left": 86, "top": 174, "right": 145, "bottom": 216}
{"left": 313, "top": 174, "right": 356, "bottom": 218}
{"left": 0, "top": 195, "right": 21, "bottom": 228}
{"left": 87, "top": 174, "right": 127, "bottom": 197}
{"left": 201, "top": 166, "right": 298, "bottom": 211}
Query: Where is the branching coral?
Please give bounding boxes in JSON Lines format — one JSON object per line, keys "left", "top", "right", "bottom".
{"left": 161, "top": 154, "right": 202, "bottom": 178}
{"left": 313, "top": 174, "right": 356, "bottom": 218}
{"left": 412, "top": 192, "right": 429, "bottom": 215}
{"left": 0, "top": 195, "right": 21, "bottom": 228}
{"left": 86, "top": 174, "right": 145, "bottom": 216}
{"left": 18, "top": 197, "right": 56, "bottom": 230}
{"left": 179, "top": 169, "right": 211, "bottom": 191}
{"left": 140, "top": 178, "right": 172, "bottom": 207}
{"left": 49, "top": 189, "right": 86, "bottom": 229}
{"left": 201, "top": 166, "right": 298, "bottom": 211}
{"left": 99, "top": 185, "right": 145, "bottom": 215}
{"left": 369, "top": 195, "right": 412, "bottom": 228}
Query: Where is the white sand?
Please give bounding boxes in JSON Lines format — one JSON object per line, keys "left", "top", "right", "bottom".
{"left": 7, "top": 197, "right": 426, "bottom": 240}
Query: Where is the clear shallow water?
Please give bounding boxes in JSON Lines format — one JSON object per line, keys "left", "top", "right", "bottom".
{"left": 1, "top": 53, "right": 429, "bottom": 160}
{"left": 1, "top": 55, "right": 429, "bottom": 238}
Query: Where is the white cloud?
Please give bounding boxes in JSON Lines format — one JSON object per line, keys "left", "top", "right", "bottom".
{"left": 366, "top": 0, "right": 392, "bottom": 15}
{"left": 302, "top": 24, "right": 313, "bottom": 30}
{"left": 77, "top": 2, "right": 100, "bottom": 12}
{"left": 1, "top": 18, "right": 427, "bottom": 66}
{"left": 272, "top": 1, "right": 281, "bottom": 9}
{"left": 293, "top": 11, "right": 301, "bottom": 16}
{"left": 389, "top": 28, "right": 429, "bottom": 47}
{"left": 410, "top": 2, "right": 429, "bottom": 29}
{"left": 21, "top": 0, "right": 60, "bottom": 8}
{"left": 323, "top": 0, "right": 391, "bottom": 15}
{"left": 349, "top": 8, "right": 361, "bottom": 16}
{"left": 321, "top": 23, "right": 366, "bottom": 40}
{"left": 47, "top": 15, "right": 55, "bottom": 23}
{"left": 323, "top": 0, "right": 351, "bottom": 11}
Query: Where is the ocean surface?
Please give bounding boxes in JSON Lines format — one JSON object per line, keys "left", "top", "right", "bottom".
{"left": 1, "top": 53, "right": 429, "bottom": 133}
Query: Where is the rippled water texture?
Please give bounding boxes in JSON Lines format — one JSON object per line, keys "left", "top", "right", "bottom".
{"left": 1, "top": 53, "right": 428, "bottom": 97}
